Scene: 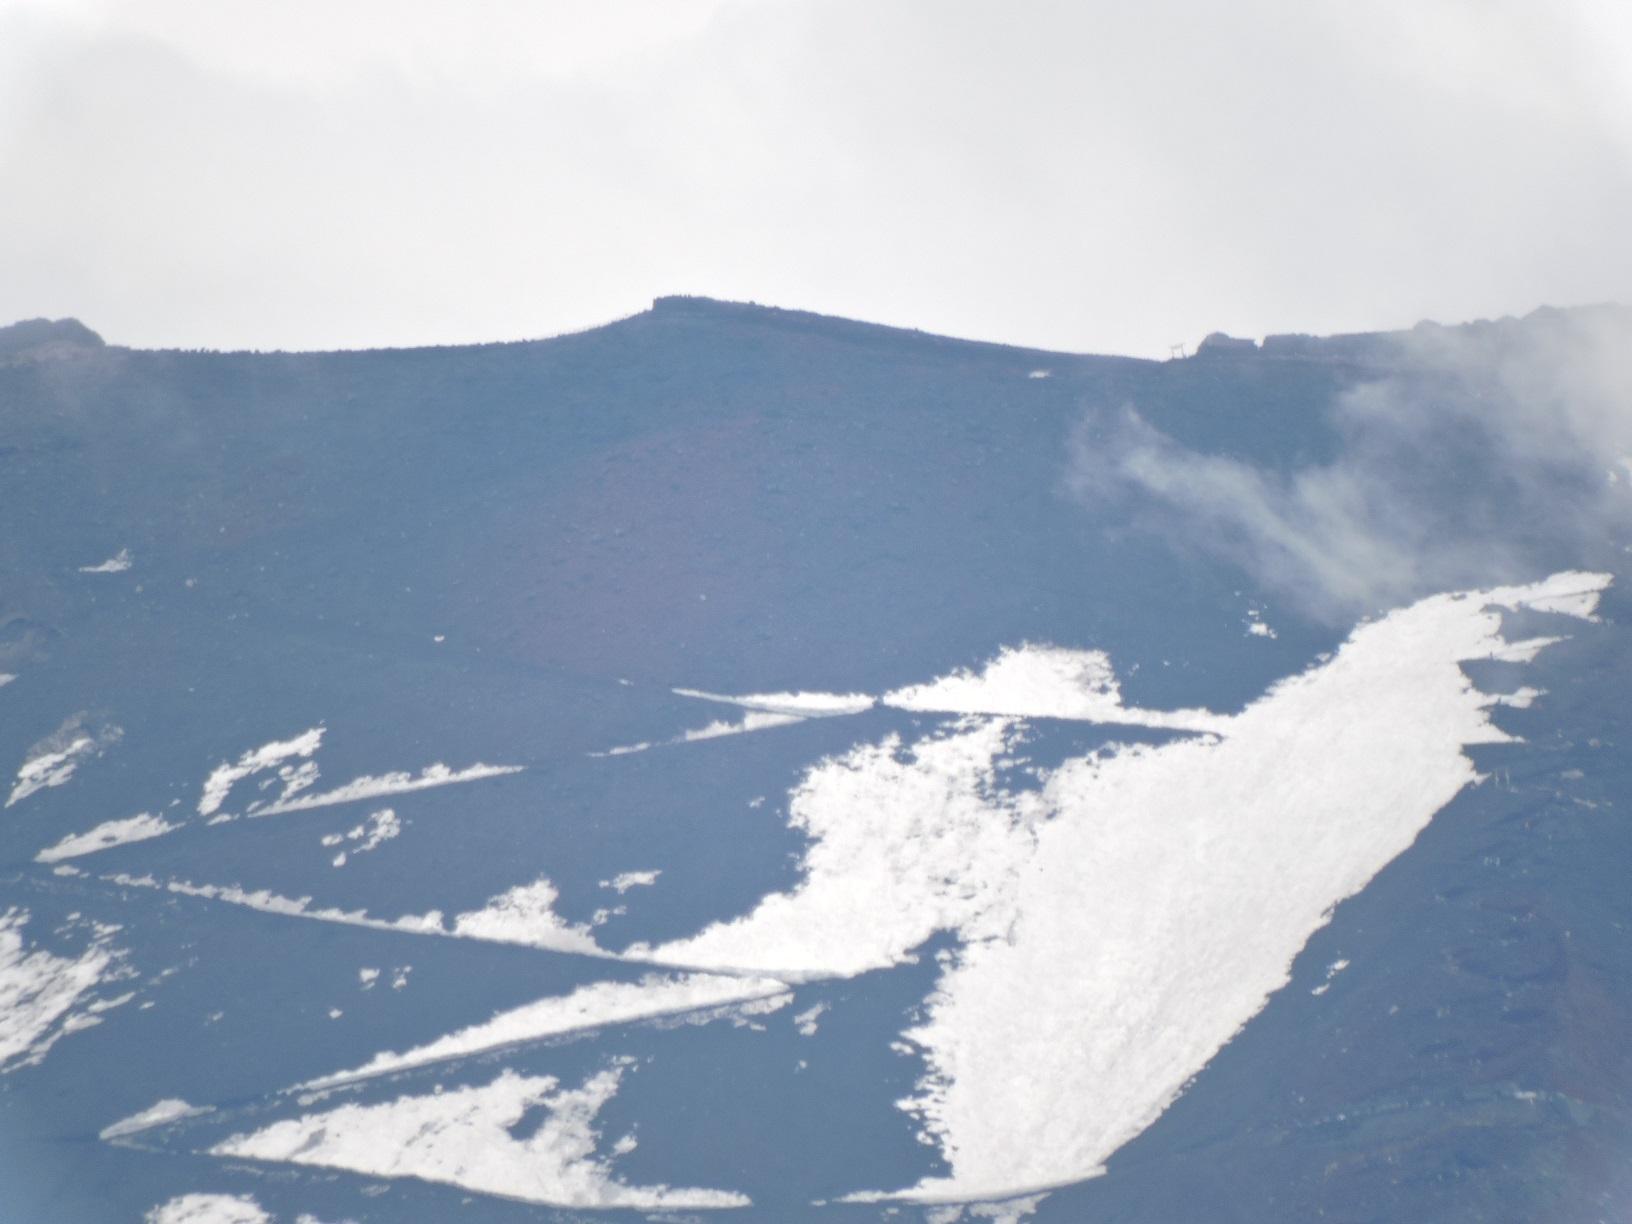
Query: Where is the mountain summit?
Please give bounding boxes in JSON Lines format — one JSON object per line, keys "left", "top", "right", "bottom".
{"left": 0, "top": 316, "right": 104, "bottom": 359}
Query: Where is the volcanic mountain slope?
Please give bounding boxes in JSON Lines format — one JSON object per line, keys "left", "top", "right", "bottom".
{"left": 1, "top": 298, "right": 1629, "bottom": 1222}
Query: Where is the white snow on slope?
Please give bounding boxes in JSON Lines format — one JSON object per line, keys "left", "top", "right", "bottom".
{"left": 643, "top": 645, "right": 1231, "bottom": 759}
{"left": 89, "top": 572, "right": 1608, "bottom": 1209}
{"left": 1519, "top": 582, "right": 1605, "bottom": 620}
{"left": 622, "top": 573, "right": 1609, "bottom": 1202}
{"left": 7, "top": 716, "right": 121, "bottom": 808}
{"left": 249, "top": 762, "right": 521, "bottom": 817}
{"left": 877, "top": 570, "right": 1610, "bottom": 1202}
{"left": 1, "top": 908, "right": 129, "bottom": 1073}
{"left": 627, "top": 717, "right": 1041, "bottom": 980}
{"left": 105, "top": 872, "right": 606, "bottom": 957}
{"left": 601, "top": 870, "right": 660, "bottom": 893}
{"left": 105, "top": 873, "right": 451, "bottom": 939}
{"left": 681, "top": 711, "right": 805, "bottom": 742}
{"left": 793, "top": 1001, "right": 829, "bottom": 1037}
{"left": 673, "top": 687, "right": 876, "bottom": 717}
{"left": 882, "top": 643, "right": 1228, "bottom": 731}
{"left": 323, "top": 808, "right": 400, "bottom": 867}
{"left": 78, "top": 549, "right": 132, "bottom": 574}
{"left": 596, "top": 711, "right": 806, "bottom": 757}
{"left": 449, "top": 877, "right": 603, "bottom": 953}
{"left": 0, "top": 674, "right": 14, "bottom": 688}
{"left": 303, "top": 972, "right": 791, "bottom": 1089}
{"left": 101, "top": 1097, "right": 213, "bottom": 1140}
{"left": 658, "top": 642, "right": 1232, "bottom": 749}
{"left": 37, "top": 814, "right": 180, "bottom": 863}
{"left": 144, "top": 1194, "right": 269, "bottom": 1224}
{"left": 199, "top": 729, "right": 324, "bottom": 817}
{"left": 8, "top": 738, "right": 95, "bottom": 807}
{"left": 849, "top": 1190, "right": 1048, "bottom": 1223}
{"left": 213, "top": 1065, "right": 751, "bottom": 1209}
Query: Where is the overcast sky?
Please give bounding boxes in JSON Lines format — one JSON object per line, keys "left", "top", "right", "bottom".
{"left": 2, "top": 0, "right": 1630, "bottom": 357}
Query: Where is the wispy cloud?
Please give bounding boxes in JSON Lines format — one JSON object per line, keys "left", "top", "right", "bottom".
{"left": 1066, "top": 306, "right": 1632, "bottom": 620}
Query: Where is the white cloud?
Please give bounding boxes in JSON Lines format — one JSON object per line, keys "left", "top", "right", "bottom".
{"left": 1068, "top": 307, "right": 1632, "bottom": 621}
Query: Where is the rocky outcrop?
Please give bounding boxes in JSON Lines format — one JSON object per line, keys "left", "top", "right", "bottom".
{"left": 0, "top": 317, "right": 105, "bottom": 361}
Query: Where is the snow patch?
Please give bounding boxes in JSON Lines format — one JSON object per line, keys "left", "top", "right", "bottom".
{"left": 7, "top": 715, "right": 122, "bottom": 807}
{"left": 213, "top": 1064, "right": 751, "bottom": 1209}
{"left": 793, "top": 1001, "right": 829, "bottom": 1037}
{"left": 882, "top": 644, "right": 1228, "bottom": 731}
{"left": 593, "top": 741, "right": 651, "bottom": 757}
{"left": 450, "top": 877, "right": 602, "bottom": 954}
{"left": 198, "top": 728, "right": 324, "bottom": 817}
{"left": 618, "top": 572, "right": 1606, "bottom": 1203}
{"left": 673, "top": 687, "right": 876, "bottom": 717}
{"left": 105, "top": 873, "right": 450, "bottom": 941}
{"left": 1, "top": 908, "right": 130, "bottom": 1073}
{"left": 601, "top": 870, "right": 661, "bottom": 894}
{"left": 101, "top": 1097, "right": 212, "bottom": 1140}
{"left": 37, "top": 813, "right": 179, "bottom": 863}
{"left": 1311, "top": 958, "right": 1351, "bottom": 996}
{"left": 250, "top": 762, "right": 521, "bottom": 816}
{"left": 303, "top": 972, "right": 791, "bottom": 1089}
{"left": 104, "top": 872, "right": 605, "bottom": 957}
{"left": 144, "top": 1194, "right": 269, "bottom": 1224}
{"left": 78, "top": 548, "right": 132, "bottom": 574}
{"left": 874, "top": 571, "right": 1610, "bottom": 1203}
{"left": 680, "top": 711, "right": 806, "bottom": 742}
{"left": 627, "top": 717, "right": 1041, "bottom": 981}
{"left": 325, "top": 808, "right": 400, "bottom": 868}
{"left": 598, "top": 710, "right": 804, "bottom": 756}
{"left": 879, "top": 1193, "right": 1049, "bottom": 1224}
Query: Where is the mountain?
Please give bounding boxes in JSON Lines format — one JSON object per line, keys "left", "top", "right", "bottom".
{"left": 1, "top": 297, "right": 1629, "bottom": 1223}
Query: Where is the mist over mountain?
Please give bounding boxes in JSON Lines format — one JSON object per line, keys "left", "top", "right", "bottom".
{"left": 1, "top": 298, "right": 1629, "bottom": 1223}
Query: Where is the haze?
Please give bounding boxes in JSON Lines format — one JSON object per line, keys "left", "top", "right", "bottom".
{"left": 2, "top": 0, "right": 1629, "bottom": 356}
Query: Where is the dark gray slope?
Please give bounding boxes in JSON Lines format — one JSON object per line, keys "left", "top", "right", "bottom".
{"left": 0, "top": 297, "right": 1628, "bottom": 1222}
